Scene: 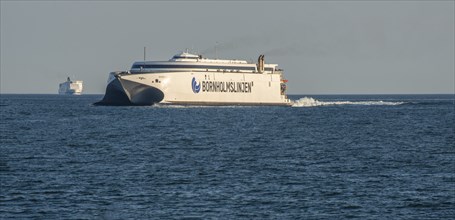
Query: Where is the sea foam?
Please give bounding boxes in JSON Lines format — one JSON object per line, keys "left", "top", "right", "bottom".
{"left": 292, "top": 97, "right": 405, "bottom": 107}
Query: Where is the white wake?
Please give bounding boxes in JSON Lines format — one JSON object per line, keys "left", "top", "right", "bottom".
{"left": 292, "top": 97, "right": 405, "bottom": 107}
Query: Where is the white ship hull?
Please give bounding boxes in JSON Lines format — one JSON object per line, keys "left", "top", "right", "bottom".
{"left": 59, "top": 90, "right": 82, "bottom": 95}
{"left": 98, "top": 71, "right": 291, "bottom": 106}
{"left": 96, "top": 52, "right": 291, "bottom": 106}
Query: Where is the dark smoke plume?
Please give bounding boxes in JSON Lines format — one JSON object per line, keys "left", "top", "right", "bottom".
{"left": 200, "top": 36, "right": 272, "bottom": 55}
{"left": 262, "top": 44, "right": 304, "bottom": 57}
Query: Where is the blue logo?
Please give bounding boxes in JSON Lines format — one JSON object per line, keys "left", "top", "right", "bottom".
{"left": 191, "top": 77, "right": 201, "bottom": 93}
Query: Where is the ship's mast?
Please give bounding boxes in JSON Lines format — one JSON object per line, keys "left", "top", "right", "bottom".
{"left": 215, "top": 42, "right": 218, "bottom": 59}
{"left": 143, "top": 47, "right": 146, "bottom": 61}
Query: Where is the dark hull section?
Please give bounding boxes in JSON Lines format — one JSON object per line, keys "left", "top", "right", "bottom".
{"left": 94, "top": 77, "right": 164, "bottom": 106}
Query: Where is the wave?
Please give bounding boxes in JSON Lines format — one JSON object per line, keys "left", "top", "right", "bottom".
{"left": 292, "top": 97, "right": 405, "bottom": 107}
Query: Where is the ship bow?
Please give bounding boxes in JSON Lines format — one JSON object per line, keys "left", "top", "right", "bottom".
{"left": 95, "top": 75, "right": 164, "bottom": 106}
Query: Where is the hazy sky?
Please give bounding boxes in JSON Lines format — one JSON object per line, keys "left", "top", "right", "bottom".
{"left": 1, "top": 1, "right": 454, "bottom": 94}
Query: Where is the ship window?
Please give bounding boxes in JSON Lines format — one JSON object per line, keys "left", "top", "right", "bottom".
{"left": 131, "top": 64, "right": 256, "bottom": 71}
{"left": 173, "top": 56, "right": 197, "bottom": 59}
{"left": 155, "top": 79, "right": 159, "bottom": 83}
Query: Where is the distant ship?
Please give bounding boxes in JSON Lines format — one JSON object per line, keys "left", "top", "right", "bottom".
{"left": 96, "top": 51, "right": 291, "bottom": 106}
{"left": 59, "top": 77, "right": 83, "bottom": 95}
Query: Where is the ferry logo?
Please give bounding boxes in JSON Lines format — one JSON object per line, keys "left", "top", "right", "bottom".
{"left": 191, "top": 77, "right": 201, "bottom": 93}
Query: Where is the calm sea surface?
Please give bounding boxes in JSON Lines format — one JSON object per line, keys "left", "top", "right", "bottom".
{"left": 0, "top": 94, "right": 454, "bottom": 219}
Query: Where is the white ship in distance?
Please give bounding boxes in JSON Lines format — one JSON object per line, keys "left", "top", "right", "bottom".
{"left": 59, "top": 77, "right": 83, "bottom": 95}
{"left": 96, "top": 51, "right": 291, "bottom": 106}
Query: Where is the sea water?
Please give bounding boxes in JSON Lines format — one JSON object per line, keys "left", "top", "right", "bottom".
{"left": 0, "top": 94, "right": 454, "bottom": 219}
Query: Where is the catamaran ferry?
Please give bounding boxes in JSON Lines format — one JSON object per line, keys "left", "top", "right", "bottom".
{"left": 96, "top": 51, "right": 291, "bottom": 106}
